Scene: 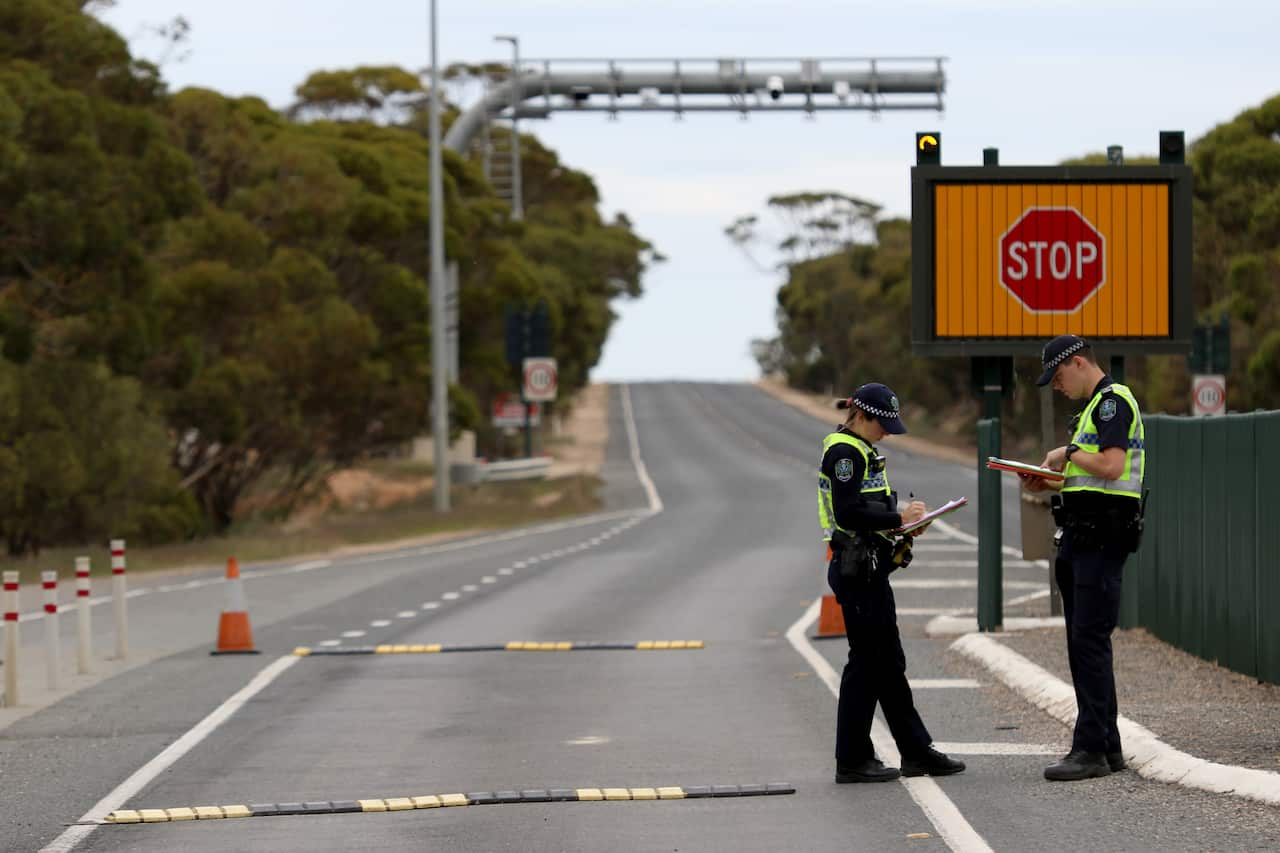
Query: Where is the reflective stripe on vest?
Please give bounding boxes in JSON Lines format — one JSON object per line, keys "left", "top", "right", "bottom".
{"left": 1062, "top": 382, "right": 1145, "bottom": 499}
{"left": 818, "top": 432, "right": 893, "bottom": 542}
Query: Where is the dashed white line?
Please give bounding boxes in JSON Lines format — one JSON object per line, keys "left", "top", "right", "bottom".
{"left": 397, "top": 611, "right": 416, "bottom": 618}
{"left": 369, "top": 620, "right": 392, "bottom": 627}
{"left": 461, "top": 584, "right": 478, "bottom": 592}
{"left": 513, "top": 561, "right": 527, "bottom": 569}
{"left": 422, "top": 602, "right": 440, "bottom": 610}
{"left": 498, "top": 568, "right": 514, "bottom": 576}
{"left": 481, "top": 576, "right": 497, "bottom": 584}
{"left": 340, "top": 630, "right": 366, "bottom": 638}
{"left": 441, "top": 592, "right": 460, "bottom": 600}
{"left": 318, "top": 640, "right": 342, "bottom": 647}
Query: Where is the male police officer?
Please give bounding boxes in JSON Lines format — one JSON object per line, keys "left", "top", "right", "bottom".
{"left": 1022, "top": 335, "right": 1145, "bottom": 782}
{"left": 819, "top": 382, "right": 966, "bottom": 783}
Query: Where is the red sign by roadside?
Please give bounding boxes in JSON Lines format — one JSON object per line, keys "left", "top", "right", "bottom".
{"left": 999, "top": 207, "right": 1106, "bottom": 313}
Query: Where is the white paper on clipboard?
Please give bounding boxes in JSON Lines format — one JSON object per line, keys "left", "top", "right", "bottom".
{"left": 887, "top": 497, "right": 968, "bottom": 535}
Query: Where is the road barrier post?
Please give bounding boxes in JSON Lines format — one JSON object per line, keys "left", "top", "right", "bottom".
{"left": 76, "top": 556, "right": 92, "bottom": 674}
{"left": 42, "top": 570, "right": 59, "bottom": 689}
{"left": 3, "top": 570, "right": 19, "bottom": 706}
{"left": 111, "top": 539, "right": 128, "bottom": 660}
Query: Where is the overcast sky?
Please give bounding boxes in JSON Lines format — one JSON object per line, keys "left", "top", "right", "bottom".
{"left": 99, "top": 0, "right": 1278, "bottom": 381}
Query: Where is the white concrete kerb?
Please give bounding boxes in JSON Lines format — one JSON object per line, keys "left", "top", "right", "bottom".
{"left": 951, "top": 632, "right": 1280, "bottom": 806}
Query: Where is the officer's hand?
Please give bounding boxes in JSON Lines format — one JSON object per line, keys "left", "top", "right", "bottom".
{"left": 1021, "top": 473, "right": 1051, "bottom": 493}
{"left": 1041, "top": 446, "right": 1068, "bottom": 470}
{"left": 900, "top": 501, "right": 927, "bottom": 526}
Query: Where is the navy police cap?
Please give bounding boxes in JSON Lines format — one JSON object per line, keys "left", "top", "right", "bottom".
{"left": 847, "top": 382, "right": 907, "bottom": 435}
{"left": 1036, "top": 334, "right": 1089, "bottom": 386}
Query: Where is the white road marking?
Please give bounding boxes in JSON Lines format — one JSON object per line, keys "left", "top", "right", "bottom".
{"left": 565, "top": 735, "right": 610, "bottom": 746}
{"left": 497, "top": 568, "right": 514, "bottom": 576}
{"left": 421, "top": 602, "right": 440, "bottom": 610}
{"left": 909, "top": 679, "right": 980, "bottom": 689}
{"left": 913, "top": 560, "right": 1038, "bottom": 570}
{"left": 620, "top": 384, "right": 664, "bottom": 515}
{"left": 786, "top": 600, "right": 993, "bottom": 853}
{"left": 39, "top": 655, "right": 299, "bottom": 853}
{"left": 318, "top": 640, "right": 342, "bottom": 647}
{"left": 953, "top": 632, "right": 1280, "bottom": 806}
{"left": 369, "top": 620, "right": 392, "bottom": 627}
{"left": 397, "top": 611, "right": 416, "bottom": 619}
{"left": 461, "top": 584, "right": 478, "bottom": 592}
{"left": 910, "top": 543, "right": 980, "bottom": 552}
{"left": 513, "top": 561, "right": 528, "bottom": 569}
{"left": 892, "top": 579, "right": 1045, "bottom": 590}
{"left": 931, "top": 742, "right": 1059, "bottom": 756}
{"left": 898, "top": 608, "right": 961, "bottom": 616}
{"left": 481, "top": 576, "right": 497, "bottom": 584}
{"left": 341, "top": 630, "right": 366, "bottom": 638}
{"left": 441, "top": 592, "right": 460, "bottom": 600}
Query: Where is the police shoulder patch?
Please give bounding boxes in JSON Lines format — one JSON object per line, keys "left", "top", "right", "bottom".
{"left": 1098, "top": 398, "right": 1118, "bottom": 422}
{"left": 834, "top": 457, "right": 855, "bottom": 482}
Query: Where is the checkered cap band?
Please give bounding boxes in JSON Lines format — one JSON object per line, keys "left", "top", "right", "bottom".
{"left": 1043, "top": 339, "right": 1085, "bottom": 372}
{"left": 853, "top": 398, "right": 900, "bottom": 420}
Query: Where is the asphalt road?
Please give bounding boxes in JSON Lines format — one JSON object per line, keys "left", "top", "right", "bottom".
{"left": 4, "top": 382, "right": 1273, "bottom": 852}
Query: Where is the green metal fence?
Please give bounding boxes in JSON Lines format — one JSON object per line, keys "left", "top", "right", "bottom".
{"left": 1120, "top": 411, "right": 1280, "bottom": 684}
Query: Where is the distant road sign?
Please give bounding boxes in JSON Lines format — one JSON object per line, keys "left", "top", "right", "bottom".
{"left": 492, "top": 393, "right": 540, "bottom": 428}
{"left": 522, "top": 357, "right": 558, "bottom": 402}
{"left": 1192, "top": 374, "right": 1226, "bottom": 417}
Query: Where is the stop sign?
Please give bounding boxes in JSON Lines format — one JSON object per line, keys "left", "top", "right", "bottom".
{"left": 999, "top": 207, "right": 1106, "bottom": 312}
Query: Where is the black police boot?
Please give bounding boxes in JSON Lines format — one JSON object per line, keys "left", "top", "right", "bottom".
{"left": 901, "top": 746, "right": 966, "bottom": 778}
{"left": 1107, "top": 751, "right": 1126, "bottom": 772}
{"left": 1044, "top": 750, "right": 1111, "bottom": 781}
{"left": 835, "top": 758, "right": 901, "bottom": 783}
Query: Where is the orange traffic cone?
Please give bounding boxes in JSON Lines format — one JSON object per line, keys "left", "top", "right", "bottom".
{"left": 211, "top": 557, "right": 259, "bottom": 655}
{"left": 815, "top": 544, "right": 846, "bottom": 639}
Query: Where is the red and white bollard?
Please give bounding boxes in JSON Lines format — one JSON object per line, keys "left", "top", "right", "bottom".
{"left": 76, "top": 556, "right": 92, "bottom": 674}
{"left": 111, "top": 539, "right": 128, "bottom": 660}
{"left": 3, "top": 570, "right": 19, "bottom": 707}
{"left": 42, "top": 570, "right": 59, "bottom": 690}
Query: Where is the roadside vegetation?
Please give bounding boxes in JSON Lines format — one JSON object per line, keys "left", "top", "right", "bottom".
{"left": 0, "top": 1, "right": 652, "bottom": 557}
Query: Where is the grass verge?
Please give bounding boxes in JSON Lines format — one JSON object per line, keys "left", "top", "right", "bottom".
{"left": 5, "top": 474, "right": 604, "bottom": 584}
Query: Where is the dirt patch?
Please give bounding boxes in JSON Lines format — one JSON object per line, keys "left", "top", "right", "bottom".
{"left": 546, "top": 383, "right": 609, "bottom": 478}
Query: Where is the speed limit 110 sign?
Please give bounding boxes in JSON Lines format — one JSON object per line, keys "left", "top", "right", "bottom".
{"left": 522, "top": 357, "right": 558, "bottom": 402}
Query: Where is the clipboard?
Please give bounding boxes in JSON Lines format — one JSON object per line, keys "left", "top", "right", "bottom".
{"left": 986, "top": 457, "right": 1065, "bottom": 480}
{"left": 887, "top": 497, "right": 968, "bottom": 535}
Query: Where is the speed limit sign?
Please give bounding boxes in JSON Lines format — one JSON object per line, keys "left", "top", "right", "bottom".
{"left": 522, "top": 357, "right": 558, "bottom": 402}
{"left": 1192, "top": 374, "right": 1226, "bottom": 417}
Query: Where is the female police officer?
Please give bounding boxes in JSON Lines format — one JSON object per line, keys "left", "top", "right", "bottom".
{"left": 819, "top": 382, "right": 965, "bottom": 783}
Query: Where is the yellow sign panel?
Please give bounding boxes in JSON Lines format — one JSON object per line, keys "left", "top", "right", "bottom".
{"left": 934, "top": 183, "right": 1169, "bottom": 338}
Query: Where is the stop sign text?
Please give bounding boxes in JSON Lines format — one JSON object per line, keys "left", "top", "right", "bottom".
{"left": 999, "top": 207, "right": 1106, "bottom": 313}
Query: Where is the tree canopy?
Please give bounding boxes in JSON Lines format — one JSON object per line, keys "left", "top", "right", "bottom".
{"left": 0, "top": 0, "right": 655, "bottom": 553}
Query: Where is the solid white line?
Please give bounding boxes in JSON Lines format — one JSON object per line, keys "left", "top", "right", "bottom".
{"left": 892, "top": 579, "right": 1045, "bottom": 590}
{"left": 932, "top": 519, "right": 1047, "bottom": 567}
{"left": 909, "top": 679, "right": 981, "bottom": 689}
{"left": 619, "top": 383, "right": 664, "bottom": 514}
{"left": 39, "top": 655, "right": 299, "bottom": 853}
{"left": 786, "top": 600, "right": 993, "bottom": 853}
{"left": 932, "top": 742, "right": 1059, "bottom": 756}
{"left": 914, "top": 560, "right": 1038, "bottom": 570}
{"left": 952, "top": 633, "right": 1280, "bottom": 806}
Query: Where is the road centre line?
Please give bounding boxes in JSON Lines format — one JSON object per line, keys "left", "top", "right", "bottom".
{"left": 40, "top": 655, "right": 300, "bottom": 853}
{"left": 909, "top": 679, "right": 980, "bottom": 689}
{"left": 786, "top": 600, "right": 993, "bottom": 853}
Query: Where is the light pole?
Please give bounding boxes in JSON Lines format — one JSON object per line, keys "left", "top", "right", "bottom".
{"left": 429, "top": 0, "right": 450, "bottom": 511}
{"left": 493, "top": 34, "right": 523, "bottom": 220}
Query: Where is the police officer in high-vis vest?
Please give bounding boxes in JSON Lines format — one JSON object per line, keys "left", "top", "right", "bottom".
{"left": 819, "top": 382, "right": 965, "bottom": 783}
{"left": 1023, "top": 335, "right": 1146, "bottom": 782}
